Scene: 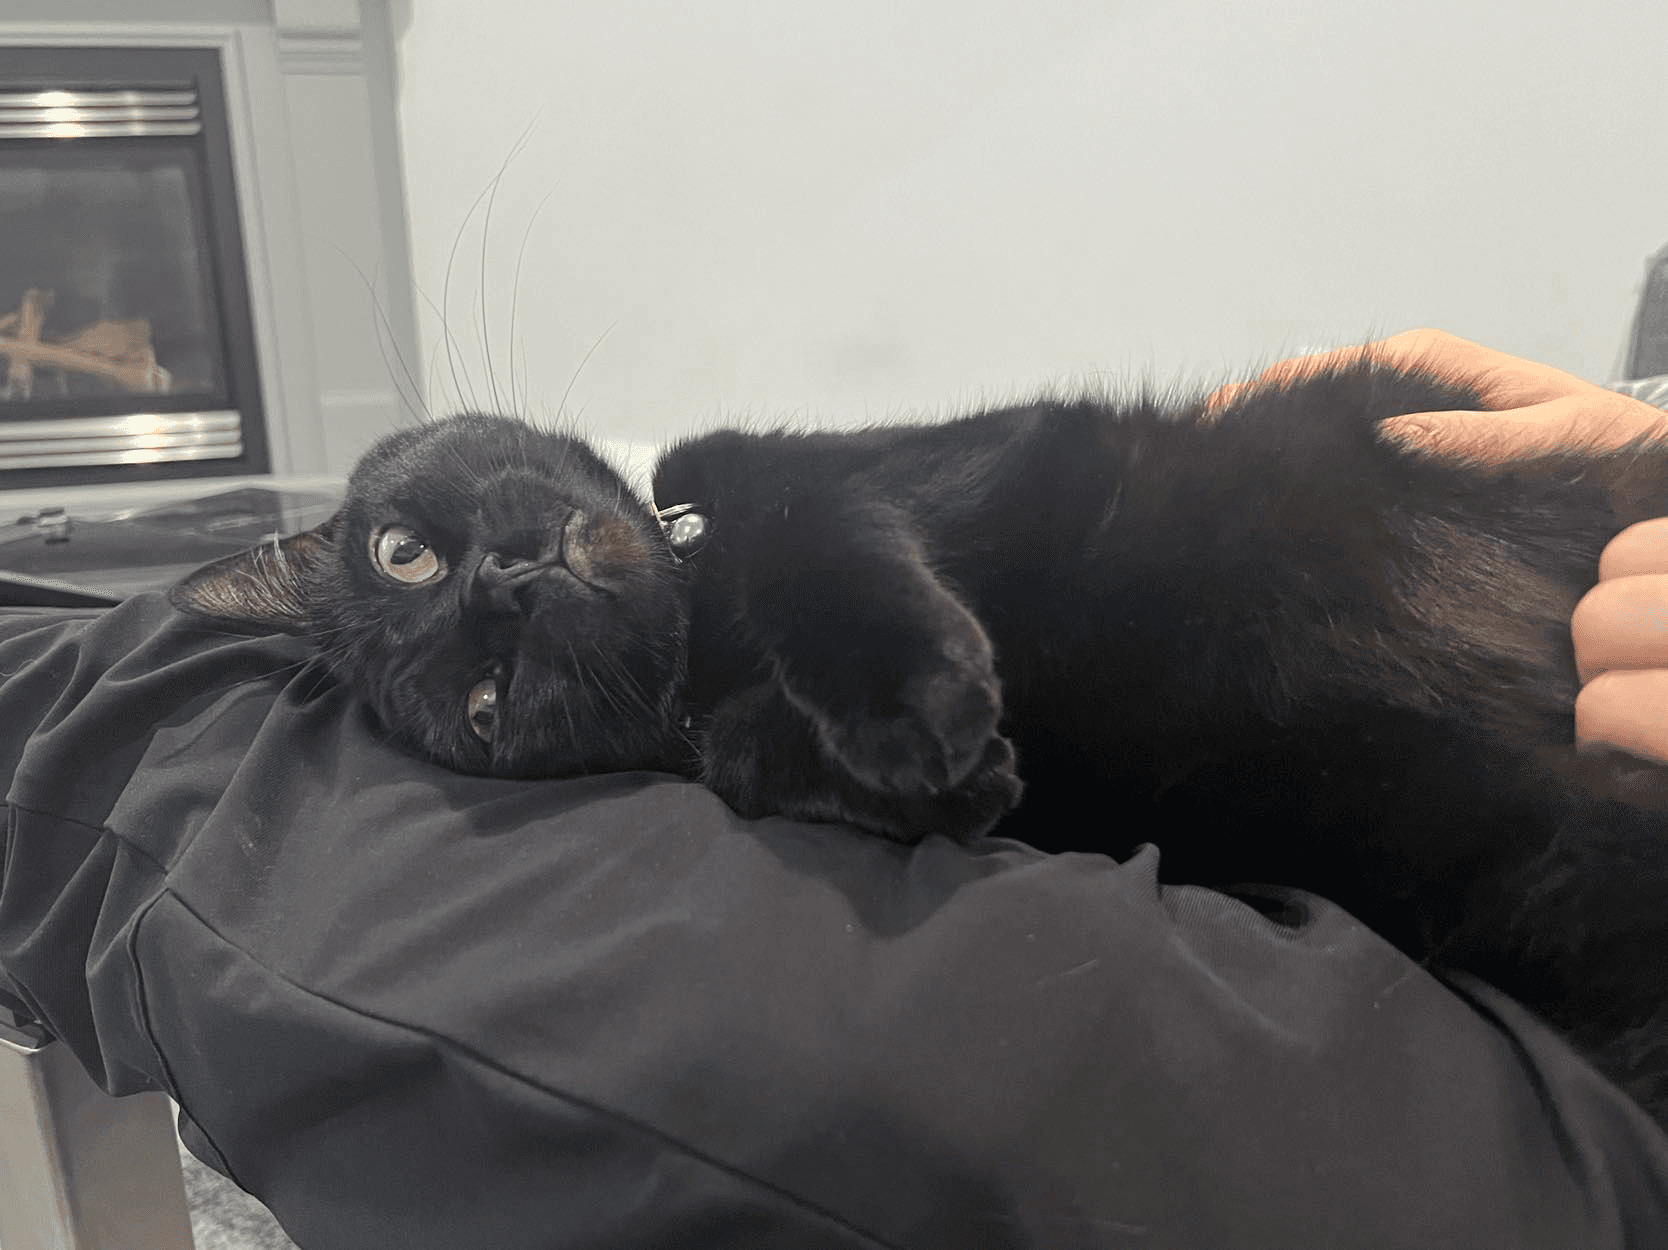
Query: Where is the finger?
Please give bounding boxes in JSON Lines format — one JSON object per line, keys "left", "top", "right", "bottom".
{"left": 1203, "top": 380, "right": 1252, "bottom": 411}
{"left": 1205, "top": 338, "right": 1420, "bottom": 412}
{"left": 1370, "top": 329, "right": 1595, "bottom": 410}
{"left": 1571, "top": 574, "right": 1668, "bottom": 681}
{"left": 1204, "top": 328, "right": 1569, "bottom": 414}
{"left": 1240, "top": 330, "right": 1479, "bottom": 395}
{"left": 1600, "top": 517, "right": 1668, "bottom": 582}
{"left": 1575, "top": 668, "right": 1668, "bottom": 765}
{"left": 1380, "top": 395, "right": 1668, "bottom": 461}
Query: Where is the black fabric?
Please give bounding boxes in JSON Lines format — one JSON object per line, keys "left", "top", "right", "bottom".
{"left": 2, "top": 594, "right": 1667, "bottom": 1248}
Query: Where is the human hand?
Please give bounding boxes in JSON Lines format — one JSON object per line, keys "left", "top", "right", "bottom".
{"left": 1208, "top": 327, "right": 1668, "bottom": 461}
{"left": 1214, "top": 329, "right": 1668, "bottom": 761}
{"left": 1573, "top": 518, "right": 1668, "bottom": 765}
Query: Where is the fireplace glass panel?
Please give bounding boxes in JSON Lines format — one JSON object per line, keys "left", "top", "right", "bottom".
{"left": 0, "top": 149, "right": 226, "bottom": 407}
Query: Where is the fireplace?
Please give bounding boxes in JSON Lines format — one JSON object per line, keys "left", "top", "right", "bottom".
{"left": 0, "top": 2, "right": 419, "bottom": 512}
{"left": 0, "top": 45, "right": 270, "bottom": 488}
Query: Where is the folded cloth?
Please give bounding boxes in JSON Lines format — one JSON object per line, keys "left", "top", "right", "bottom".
{"left": 2, "top": 595, "right": 1666, "bottom": 1249}
{"left": 1612, "top": 374, "right": 1668, "bottom": 410}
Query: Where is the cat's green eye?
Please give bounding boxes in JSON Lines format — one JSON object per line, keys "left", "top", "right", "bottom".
{"left": 466, "top": 679, "right": 498, "bottom": 742}
{"left": 371, "top": 524, "right": 446, "bottom": 585}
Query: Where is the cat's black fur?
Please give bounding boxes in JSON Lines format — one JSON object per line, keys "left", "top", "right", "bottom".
{"left": 172, "top": 359, "right": 1668, "bottom": 1126}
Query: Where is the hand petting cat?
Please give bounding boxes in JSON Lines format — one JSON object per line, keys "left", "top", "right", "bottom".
{"left": 1218, "top": 327, "right": 1668, "bottom": 766}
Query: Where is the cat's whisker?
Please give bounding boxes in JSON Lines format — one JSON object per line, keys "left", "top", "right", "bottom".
{"left": 159, "top": 643, "right": 331, "bottom": 698}
{"left": 555, "top": 323, "right": 615, "bottom": 425}
{"left": 321, "top": 238, "right": 429, "bottom": 426}
{"left": 164, "top": 621, "right": 340, "bottom": 697}
{"left": 438, "top": 173, "right": 506, "bottom": 416}
{"left": 476, "top": 164, "right": 504, "bottom": 417}
{"left": 583, "top": 642, "right": 641, "bottom": 721}
{"left": 500, "top": 161, "right": 560, "bottom": 418}
{"left": 615, "top": 639, "right": 672, "bottom": 715}
{"left": 482, "top": 119, "right": 543, "bottom": 418}
{"left": 466, "top": 286, "right": 492, "bottom": 413}
{"left": 416, "top": 284, "right": 476, "bottom": 419}
{"left": 506, "top": 179, "right": 558, "bottom": 419}
{"left": 417, "top": 121, "right": 548, "bottom": 423}
{"left": 559, "top": 639, "right": 585, "bottom": 747}
{"left": 437, "top": 442, "right": 484, "bottom": 495}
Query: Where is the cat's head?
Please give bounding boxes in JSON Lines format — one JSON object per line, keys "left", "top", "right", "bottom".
{"left": 171, "top": 414, "right": 690, "bottom": 778}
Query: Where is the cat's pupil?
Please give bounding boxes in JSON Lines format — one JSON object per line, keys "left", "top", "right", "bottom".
{"left": 466, "top": 679, "right": 498, "bottom": 742}
{"left": 390, "top": 539, "right": 426, "bottom": 565}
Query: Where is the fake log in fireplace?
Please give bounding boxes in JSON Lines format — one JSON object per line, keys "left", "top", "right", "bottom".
{"left": 0, "top": 288, "right": 171, "bottom": 399}
{"left": 0, "top": 47, "right": 269, "bottom": 486}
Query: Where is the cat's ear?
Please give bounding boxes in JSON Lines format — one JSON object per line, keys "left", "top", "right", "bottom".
{"left": 168, "top": 519, "right": 339, "bottom": 634}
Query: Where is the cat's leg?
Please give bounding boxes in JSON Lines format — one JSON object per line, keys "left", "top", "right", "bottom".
{"left": 719, "top": 501, "right": 1024, "bottom": 840}
{"left": 756, "top": 506, "right": 1001, "bottom": 786}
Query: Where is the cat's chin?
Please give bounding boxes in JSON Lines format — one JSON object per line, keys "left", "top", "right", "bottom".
{"left": 329, "top": 601, "right": 690, "bottom": 783}
{"left": 360, "top": 669, "right": 687, "bottom": 781}
{"left": 404, "top": 724, "right": 686, "bottom": 782}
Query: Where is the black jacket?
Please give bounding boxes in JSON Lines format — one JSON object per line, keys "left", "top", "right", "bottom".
{"left": 1, "top": 595, "right": 1665, "bottom": 1248}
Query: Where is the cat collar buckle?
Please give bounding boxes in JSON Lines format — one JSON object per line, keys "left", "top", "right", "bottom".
{"left": 655, "top": 502, "right": 711, "bottom": 561}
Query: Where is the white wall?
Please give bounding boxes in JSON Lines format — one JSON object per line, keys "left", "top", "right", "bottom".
{"left": 395, "top": 0, "right": 1668, "bottom": 458}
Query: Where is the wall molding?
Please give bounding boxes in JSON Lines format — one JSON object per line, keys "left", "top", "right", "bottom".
{"left": 276, "top": 33, "right": 365, "bottom": 76}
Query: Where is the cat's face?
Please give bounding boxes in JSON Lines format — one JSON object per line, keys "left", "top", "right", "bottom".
{"left": 172, "top": 414, "right": 690, "bottom": 778}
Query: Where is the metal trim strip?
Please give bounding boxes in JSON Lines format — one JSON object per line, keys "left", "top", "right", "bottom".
{"left": 0, "top": 412, "right": 244, "bottom": 468}
{"left": 0, "top": 412, "right": 241, "bottom": 440}
{"left": 0, "top": 106, "right": 199, "bottom": 123}
{"left": 0, "top": 89, "right": 201, "bottom": 138}
{"left": 0, "top": 442, "right": 244, "bottom": 470}
{"left": 0, "top": 431, "right": 240, "bottom": 458}
{"left": 0, "top": 121, "right": 203, "bottom": 139}
{"left": 0, "top": 89, "right": 196, "bottom": 109}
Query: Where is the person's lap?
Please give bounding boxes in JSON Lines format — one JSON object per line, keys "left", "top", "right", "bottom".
{"left": 1, "top": 594, "right": 1664, "bottom": 1248}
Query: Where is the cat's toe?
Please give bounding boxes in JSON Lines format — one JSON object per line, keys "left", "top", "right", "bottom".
{"left": 820, "top": 730, "right": 1023, "bottom": 845}
{"left": 915, "top": 664, "right": 1005, "bottom": 783}
{"left": 701, "top": 679, "right": 1022, "bottom": 845}
{"left": 925, "top": 732, "right": 1025, "bottom": 843}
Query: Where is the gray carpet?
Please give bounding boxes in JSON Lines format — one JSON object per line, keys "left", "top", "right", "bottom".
{"left": 178, "top": 1139, "right": 300, "bottom": 1250}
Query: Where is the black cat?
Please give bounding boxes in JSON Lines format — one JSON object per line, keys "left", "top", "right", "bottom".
{"left": 172, "top": 359, "right": 1668, "bottom": 1126}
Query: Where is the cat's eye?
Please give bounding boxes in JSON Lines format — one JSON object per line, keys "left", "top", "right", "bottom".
{"left": 371, "top": 524, "right": 446, "bottom": 585}
{"left": 466, "top": 679, "right": 498, "bottom": 742}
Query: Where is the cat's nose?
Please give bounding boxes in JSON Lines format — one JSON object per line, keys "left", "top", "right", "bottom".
{"left": 475, "top": 552, "right": 542, "bottom": 612}
{"left": 477, "top": 552, "right": 534, "bottom": 585}
{"left": 474, "top": 511, "right": 589, "bottom": 611}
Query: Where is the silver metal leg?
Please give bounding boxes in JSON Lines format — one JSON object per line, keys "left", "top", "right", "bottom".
{"left": 0, "top": 1020, "right": 194, "bottom": 1250}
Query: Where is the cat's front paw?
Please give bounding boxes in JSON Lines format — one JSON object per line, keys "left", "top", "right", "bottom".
{"left": 817, "top": 645, "right": 1005, "bottom": 798}
{"left": 703, "top": 681, "right": 1023, "bottom": 844}
{"left": 901, "top": 729, "right": 1025, "bottom": 842}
